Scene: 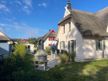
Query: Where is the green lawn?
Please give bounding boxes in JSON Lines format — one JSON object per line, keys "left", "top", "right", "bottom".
{"left": 43, "top": 60, "right": 108, "bottom": 81}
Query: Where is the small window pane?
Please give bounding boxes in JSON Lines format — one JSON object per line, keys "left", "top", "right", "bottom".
{"left": 96, "top": 40, "right": 102, "bottom": 50}
{"left": 69, "top": 22, "right": 71, "bottom": 31}
{"left": 63, "top": 25, "right": 65, "bottom": 33}
{"left": 60, "top": 41, "right": 65, "bottom": 49}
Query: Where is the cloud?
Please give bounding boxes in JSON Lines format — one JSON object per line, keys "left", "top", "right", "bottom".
{"left": 14, "top": 0, "right": 32, "bottom": 14}
{"left": 0, "top": 3, "right": 9, "bottom": 12}
{"left": 22, "top": 0, "right": 32, "bottom": 14}
{"left": 38, "top": 2, "right": 47, "bottom": 8}
{"left": 0, "top": 21, "right": 41, "bottom": 38}
{"left": 0, "top": 0, "right": 33, "bottom": 15}
{"left": 12, "top": 22, "right": 38, "bottom": 37}
{"left": 23, "top": 0, "right": 32, "bottom": 7}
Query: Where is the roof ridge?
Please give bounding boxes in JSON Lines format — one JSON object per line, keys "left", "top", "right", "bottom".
{"left": 95, "top": 7, "right": 108, "bottom": 14}
{"left": 0, "top": 32, "right": 10, "bottom": 40}
{"left": 72, "top": 9, "right": 93, "bottom": 15}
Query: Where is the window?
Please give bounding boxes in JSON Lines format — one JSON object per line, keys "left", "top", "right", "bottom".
{"left": 107, "top": 25, "right": 108, "bottom": 32}
{"left": 71, "top": 40, "right": 76, "bottom": 52}
{"left": 53, "top": 37, "right": 55, "bottom": 40}
{"left": 68, "top": 40, "right": 76, "bottom": 53}
{"left": 49, "top": 44, "right": 51, "bottom": 46}
{"left": 49, "top": 37, "right": 55, "bottom": 41}
{"left": 96, "top": 40, "right": 102, "bottom": 50}
{"left": 83, "top": 30, "right": 92, "bottom": 36}
{"left": 63, "top": 25, "right": 65, "bottom": 33}
{"left": 60, "top": 41, "right": 65, "bottom": 50}
{"left": 69, "top": 22, "right": 71, "bottom": 31}
{"left": 49, "top": 37, "right": 50, "bottom": 41}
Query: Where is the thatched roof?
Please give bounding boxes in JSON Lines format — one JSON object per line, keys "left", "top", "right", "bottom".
{"left": 58, "top": 8, "right": 108, "bottom": 37}
{"left": 95, "top": 7, "right": 108, "bottom": 25}
{"left": 0, "top": 32, "right": 9, "bottom": 41}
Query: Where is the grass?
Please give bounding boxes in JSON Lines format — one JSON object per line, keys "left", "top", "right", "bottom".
{"left": 43, "top": 60, "right": 108, "bottom": 81}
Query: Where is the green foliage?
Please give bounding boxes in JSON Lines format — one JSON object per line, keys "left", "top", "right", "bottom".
{"left": 59, "top": 51, "right": 69, "bottom": 64}
{"left": 28, "top": 38, "right": 38, "bottom": 46}
{"left": 13, "top": 44, "right": 27, "bottom": 57}
{"left": 46, "top": 68, "right": 64, "bottom": 81}
{"left": 45, "top": 46, "right": 51, "bottom": 55}
{"left": 0, "top": 44, "right": 48, "bottom": 81}
{"left": 1, "top": 47, "right": 108, "bottom": 81}
{"left": 1, "top": 44, "right": 108, "bottom": 81}
{"left": 46, "top": 60, "right": 108, "bottom": 81}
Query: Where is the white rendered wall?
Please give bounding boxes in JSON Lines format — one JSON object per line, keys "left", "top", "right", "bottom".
{"left": 44, "top": 38, "right": 57, "bottom": 49}
{"left": 104, "top": 40, "right": 108, "bottom": 58}
{"left": 57, "top": 20, "right": 85, "bottom": 61}
{"left": 0, "top": 43, "right": 9, "bottom": 56}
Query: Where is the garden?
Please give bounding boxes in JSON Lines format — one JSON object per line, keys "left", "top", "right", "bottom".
{"left": 0, "top": 44, "right": 108, "bottom": 81}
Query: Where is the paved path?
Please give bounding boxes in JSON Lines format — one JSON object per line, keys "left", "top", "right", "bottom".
{"left": 36, "top": 55, "right": 60, "bottom": 71}
{"left": 47, "top": 59, "right": 58, "bottom": 68}
{"left": 47, "top": 55, "right": 60, "bottom": 69}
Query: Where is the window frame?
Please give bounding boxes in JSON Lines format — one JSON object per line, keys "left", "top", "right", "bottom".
{"left": 69, "top": 22, "right": 71, "bottom": 32}
{"left": 96, "top": 40, "right": 103, "bottom": 50}
{"left": 63, "top": 25, "right": 65, "bottom": 34}
{"left": 68, "top": 40, "right": 76, "bottom": 53}
{"left": 60, "top": 41, "right": 65, "bottom": 50}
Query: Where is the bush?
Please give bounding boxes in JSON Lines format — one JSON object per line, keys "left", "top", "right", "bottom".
{"left": 59, "top": 51, "right": 69, "bottom": 64}
{"left": 0, "top": 44, "right": 51, "bottom": 81}
{"left": 60, "top": 50, "right": 76, "bottom": 63}
{"left": 0, "top": 44, "right": 35, "bottom": 81}
{"left": 13, "top": 44, "right": 27, "bottom": 57}
{"left": 45, "top": 46, "right": 51, "bottom": 55}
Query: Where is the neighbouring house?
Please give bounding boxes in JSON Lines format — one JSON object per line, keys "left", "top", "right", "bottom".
{"left": 57, "top": 0, "right": 108, "bottom": 61}
{"left": 38, "top": 30, "right": 57, "bottom": 50}
{"left": 25, "top": 43, "right": 35, "bottom": 53}
{"left": 19, "top": 39, "right": 36, "bottom": 54}
{"left": 0, "top": 32, "right": 13, "bottom": 60}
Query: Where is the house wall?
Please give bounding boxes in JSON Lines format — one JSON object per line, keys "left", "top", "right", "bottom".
{"left": 25, "top": 43, "right": 35, "bottom": 53}
{"left": 104, "top": 40, "right": 108, "bottom": 58}
{"left": 57, "top": 19, "right": 86, "bottom": 61}
{"left": 83, "top": 40, "right": 96, "bottom": 60}
{"left": 0, "top": 43, "right": 10, "bottom": 57}
{"left": 83, "top": 39, "right": 108, "bottom": 60}
{"left": 57, "top": 19, "right": 108, "bottom": 62}
{"left": 81, "top": 39, "right": 106, "bottom": 61}
{"left": 44, "top": 38, "right": 57, "bottom": 50}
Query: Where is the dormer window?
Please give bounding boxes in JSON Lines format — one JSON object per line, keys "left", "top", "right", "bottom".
{"left": 83, "top": 30, "right": 92, "bottom": 36}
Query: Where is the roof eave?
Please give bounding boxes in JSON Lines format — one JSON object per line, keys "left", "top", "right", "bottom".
{"left": 58, "top": 14, "right": 72, "bottom": 25}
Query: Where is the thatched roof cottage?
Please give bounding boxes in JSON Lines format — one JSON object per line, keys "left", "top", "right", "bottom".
{"left": 57, "top": 0, "right": 108, "bottom": 61}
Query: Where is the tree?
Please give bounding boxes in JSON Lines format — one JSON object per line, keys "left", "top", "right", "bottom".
{"left": 28, "top": 38, "right": 38, "bottom": 46}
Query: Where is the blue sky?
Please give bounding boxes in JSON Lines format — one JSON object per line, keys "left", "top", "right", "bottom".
{"left": 0, "top": 0, "right": 108, "bottom": 39}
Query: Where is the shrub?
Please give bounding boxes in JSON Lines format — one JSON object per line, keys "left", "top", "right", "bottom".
{"left": 0, "top": 44, "right": 51, "bottom": 81}
{"left": 0, "top": 44, "right": 35, "bottom": 81}
{"left": 45, "top": 46, "right": 51, "bottom": 55}
{"left": 59, "top": 51, "right": 69, "bottom": 64}
{"left": 13, "top": 44, "right": 27, "bottom": 58}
